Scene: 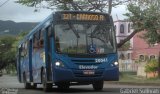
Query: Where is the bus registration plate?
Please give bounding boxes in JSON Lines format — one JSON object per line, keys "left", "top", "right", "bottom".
{"left": 83, "top": 70, "right": 95, "bottom": 75}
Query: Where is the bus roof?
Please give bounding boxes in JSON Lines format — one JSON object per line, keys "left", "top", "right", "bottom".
{"left": 55, "top": 10, "right": 110, "bottom": 15}
{"left": 18, "top": 13, "right": 53, "bottom": 46}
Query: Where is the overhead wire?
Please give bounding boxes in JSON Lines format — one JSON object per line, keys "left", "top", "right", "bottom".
{"left": 0, "top": 0, "right": 10, "bottom": 7}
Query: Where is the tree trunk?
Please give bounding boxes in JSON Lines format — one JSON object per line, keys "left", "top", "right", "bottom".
{"left": 70, "top": 1, "right": 82, "bottom": 10}
{"left": 108, "top": 0, "right": 112, "bottom": 14}
{"left": 117, "top": 30, "right": 140, "bottom": 48}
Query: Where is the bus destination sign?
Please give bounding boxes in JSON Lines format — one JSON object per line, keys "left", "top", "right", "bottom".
{"left": 61, "top": 13, "right": 105, "bottom": 21}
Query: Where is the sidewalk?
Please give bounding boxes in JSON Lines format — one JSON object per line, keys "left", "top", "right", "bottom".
{"left": 106, "top": 81, "right": 160, "bottom": 86}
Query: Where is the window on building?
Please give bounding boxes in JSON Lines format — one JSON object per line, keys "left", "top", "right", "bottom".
{"left": 120, "top": 24, "right": 124, "bottom": 33}
{"left": 128, "top": 23, "right": 130, "bottom": 33}
{"left": 139, "top": 55, "right": 145, "bottom": 61}
{"left": 119, "top": 53, "right": 125, "bottom": 60}
{"left": 127, "top": 53, "right": 130, "bottom": 59}
{"left": 150, "top": 55, "right": 156, "bottom": 60}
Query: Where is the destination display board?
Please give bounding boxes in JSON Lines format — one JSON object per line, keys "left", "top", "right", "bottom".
{"left": 62, "top": 13, "right": 105, "bottom": 21}
{"left": 54, "top": 11, "right": 112, "bottom": 23}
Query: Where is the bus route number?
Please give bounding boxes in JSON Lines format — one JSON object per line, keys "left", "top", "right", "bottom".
{"left": 62, "top": 13, "right": 105, "bottom": 21}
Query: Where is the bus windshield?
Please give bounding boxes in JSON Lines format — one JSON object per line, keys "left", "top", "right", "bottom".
{"left": 55, "top": 22, "right": 116, "bottom": 54}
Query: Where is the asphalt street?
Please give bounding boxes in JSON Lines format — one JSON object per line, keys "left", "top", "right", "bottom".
{"left": 1, "top": 75, "right": 160, "bottom": 94}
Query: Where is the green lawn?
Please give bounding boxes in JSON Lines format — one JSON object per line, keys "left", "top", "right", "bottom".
{"left": 118, "top": 72, "right": 160, "bottom": 84}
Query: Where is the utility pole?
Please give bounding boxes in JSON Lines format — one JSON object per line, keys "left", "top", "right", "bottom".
{"left": 108, "top": 0, "right": 112, "bottom": 14}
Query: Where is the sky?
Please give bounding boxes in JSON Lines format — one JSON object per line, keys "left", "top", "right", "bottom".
{"left": 0, "top": 0, "right": 127, "bottom": 22}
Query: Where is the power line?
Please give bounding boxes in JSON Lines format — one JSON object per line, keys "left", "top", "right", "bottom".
{"left": 0, "top": 0, "right": 10, "bottom": 7}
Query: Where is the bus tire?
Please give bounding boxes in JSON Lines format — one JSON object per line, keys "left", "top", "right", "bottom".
{"left": 57, "top": 82, "right": 70, "bottom": 90}
{"left": 92, "top": 81, "right": 104, "bottom": 91}
{"left": 42, "top": 69, "right": 52, "bottom": 92}
{"left": 23, "top": 73, "right": 32, "bottom": 89}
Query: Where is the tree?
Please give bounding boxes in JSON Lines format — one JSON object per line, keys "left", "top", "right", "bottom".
{"left": 13, "top": 31, "right": 29, "bottom": 47}
{"left": 16, "top": 0, "right": 128, "bottom": 12}
{"left": 0, "top": 32, "right": 28, "bottom": 71}
{"left": 17, "top": 0, "right": 160, "bottom": 48}
{"left": 118, "top": 41, "right": 130, "bottom": 51}
{"left": 0, "top": 36, "right": 16, "bottom": 70}
{"left": 118, "top": 0, "right": 160, "bottom": 47}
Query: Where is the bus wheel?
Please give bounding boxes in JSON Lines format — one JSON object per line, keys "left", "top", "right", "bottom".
{"left": 57, "top": 82, "right": 70, "bottom": 90}
{"left": 42, "top": 69, "right": 52, "bottom": 92}
{"left": 23, "top": 73, "right": 32, "bottom": 89}
{"left": 92, "top": 81, "right": 104, "bottom": 91}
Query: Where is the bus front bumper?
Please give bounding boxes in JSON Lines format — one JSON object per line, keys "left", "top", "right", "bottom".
{"left": 53, "top": 67, "right": 119, "bottom": 82}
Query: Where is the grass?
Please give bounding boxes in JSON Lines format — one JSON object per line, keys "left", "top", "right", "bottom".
{"left": 9, "top": 73, "right": 17, "bottom": 76}
{"left": 118, "top": 72, "right": 160, "bottom": 84}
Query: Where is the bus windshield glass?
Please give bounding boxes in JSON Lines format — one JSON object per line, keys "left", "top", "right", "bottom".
{"left": 55, "top": 22, "right": 116, "bottom": 54}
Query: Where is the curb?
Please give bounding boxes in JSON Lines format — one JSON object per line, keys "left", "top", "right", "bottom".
{"left": 106, "top": 81, "right": 160, "bottom": 86}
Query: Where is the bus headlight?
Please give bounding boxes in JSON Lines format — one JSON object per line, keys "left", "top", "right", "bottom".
{"left": 114, "top": 62, "right": 119, "bottom": 66}
{"left": 55, "top": 61, "right": 65, "bottom": 67}
{"left": 55, "top": 62, "right": 60, "bottom": 66}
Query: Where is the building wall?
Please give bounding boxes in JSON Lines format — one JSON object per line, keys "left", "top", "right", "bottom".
{"left": 114, "top": 20, "right": 160, "bottom": 61}
{"left": 114, "top": 20, "right": 160, "bottom": 75}
{"left": 132, "top": 31, "right": 160, "bottom": 60}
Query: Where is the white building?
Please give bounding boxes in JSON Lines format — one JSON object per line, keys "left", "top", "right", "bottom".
{"left": 114, "top": 20, "right": 133, "bottom": 64}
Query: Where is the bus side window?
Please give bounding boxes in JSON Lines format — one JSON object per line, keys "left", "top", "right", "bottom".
{"left": 48, "top": 24, "right": 55, "bottom": 37}
{"left": 33, "top": 32, "right": 39, "bottom": 48}
{"left": 24, "top": 41, "right": 28, "bottom": 57}
{"left": 39, "top": 39, "right": 44, "bottom": 47}
{"left": 21, "top": 42, "right": 27, "bottom": 57}
{"left": 20, "top": 44, "right": 25, "bottom": 57}
{"left": 47, "top": 26, "right": 53, "bottom": 52}
{"left": 48, "top": 26, "right": 52, "bottom": 37}
{"left": 39, "top": 30, "right": 44, "bottom": 48}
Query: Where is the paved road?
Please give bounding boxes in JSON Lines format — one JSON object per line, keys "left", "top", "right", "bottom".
{"left": 1, "top": 75, "right": 160, "bottom": 94}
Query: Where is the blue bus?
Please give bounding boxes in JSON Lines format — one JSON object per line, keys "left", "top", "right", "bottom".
{"left": 17, "top": 11, "right": 119, "bottom": 92}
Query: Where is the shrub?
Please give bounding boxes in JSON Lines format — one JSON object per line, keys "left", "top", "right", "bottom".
{"left": 145, "top": 59, "right": 158, "bottom": 77}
